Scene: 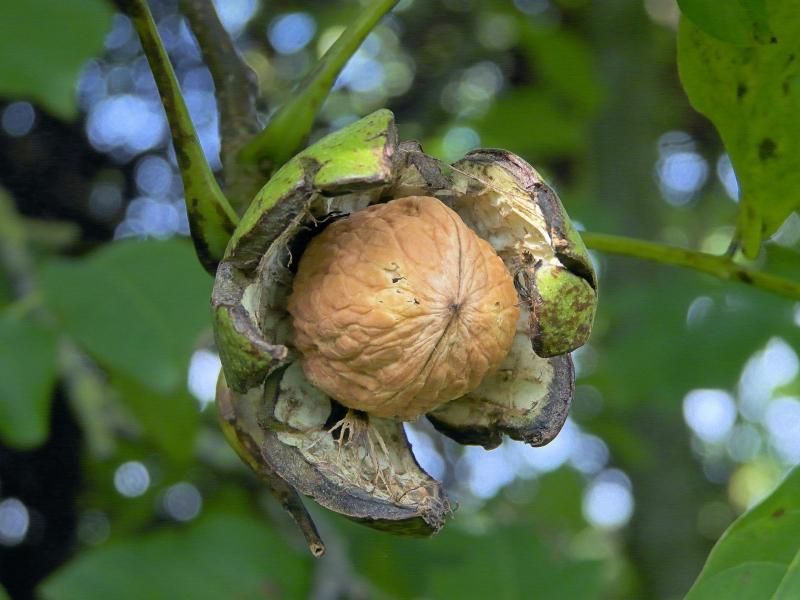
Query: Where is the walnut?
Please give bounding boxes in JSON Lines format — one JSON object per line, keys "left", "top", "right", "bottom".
{"left": 212, "top": 109, "right": 597, "bottom": 552}
{"left": 287, "top": 196, "right": 520, "bottom": 420}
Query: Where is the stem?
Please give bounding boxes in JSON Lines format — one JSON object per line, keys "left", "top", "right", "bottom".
{"left": 581, "top": 232, "right": 800, "bottom": 301}
{"left": 216, "top": 380, "right": 326, "bottom": 557}
{"left": 118, "top": 0, "right": 238, "bottom": 273}
{"left": 179, "top": 0, "right": 264, "bottom": 213}
{"left": 237, "top": 0, "right": 399, "bottom": 168}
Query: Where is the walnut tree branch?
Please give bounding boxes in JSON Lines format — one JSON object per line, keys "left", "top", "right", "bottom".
{"left": 117, "top": 0, "right": 239, "bottom": 274}
{"left": 179, "top": 0, "right": 264, "bottom": 213}
{"left": 581, "top": 232, "right": 800, "bottom": 301}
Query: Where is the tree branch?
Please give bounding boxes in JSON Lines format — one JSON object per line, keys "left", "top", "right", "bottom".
{"left": 118, "top": 0, "right": 238, "bottom": 272}
{"left": 581, "top": 232, "right": 800, "bottom": 301}
{"left": 237, "top": 0, "right": 399, "bottom": 169}
{"left": 179, "top": 0, "right": 264, "bottom": 213}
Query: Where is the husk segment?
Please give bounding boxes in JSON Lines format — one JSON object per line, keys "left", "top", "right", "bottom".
{"left": 212, "top": 109, "right": 596, "bottom": 552}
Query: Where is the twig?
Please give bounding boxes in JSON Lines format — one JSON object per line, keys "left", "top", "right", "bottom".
{"left": 238, "top": 0, "right": 399, "bottom": 169}
{"left": 216, "top": 379, "right": 327, "bottom": 557}
{"left": 118, "top": 0, "right": 238, "bottom": 272}
{"left": 179, "top": 0, "right": 264, "bottom": 213}
{"left": 581, "top": 232, "right": 800, "bottom": 301}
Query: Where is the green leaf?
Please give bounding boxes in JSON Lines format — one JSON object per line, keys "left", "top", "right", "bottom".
{"left": 686, "top": 467, "right": 800, "bottom": 599}
{"left": 0, "top": 316, "right": 58, "bottom": 448}
{"left": 427, "top": 526, "right": 603, "bottom": 600}
{"left": 39, "top": 513, "right": 312, "bottom": 600}
{"left": 344, "top": 520, "right": 603, "bottom": 599}
{"left": 0, "top": 0, "right": 114, "bottom": 119}
{"left": 677, "top": 0, "right": 770, "bottom": 45}
{"left": 114, "top": 375, "right": 199, "bottom": 464}
{"left": 238, "top": 0, "right": 399, "bottom": 169}
{"left": 0, "top": 583, "right": 10, "bottom": 600}
{"left": 41, "top": 239, "right": 212, "bottom": 394}
{"left": 677, "top": 1, "right": 800, "bottom": 257}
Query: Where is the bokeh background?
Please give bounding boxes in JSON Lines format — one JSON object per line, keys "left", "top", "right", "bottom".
{"left": 1, "top": 0, "right": 799, "bottom": 598}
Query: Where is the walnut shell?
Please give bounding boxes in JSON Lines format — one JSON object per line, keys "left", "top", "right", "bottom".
{"left": 287, "top": 196, "right": 520, "bottom": 420}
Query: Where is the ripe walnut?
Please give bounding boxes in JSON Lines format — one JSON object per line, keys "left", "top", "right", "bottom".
{"left": 287, "top": 196, "right": 520, "bottom": 420}
{"left": 212, "top": 110, "right": 596, "bottom": 546}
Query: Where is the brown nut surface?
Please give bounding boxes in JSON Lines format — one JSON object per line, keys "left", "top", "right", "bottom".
{"left": 287, "top": 196, "right": 520, "bottom": 420}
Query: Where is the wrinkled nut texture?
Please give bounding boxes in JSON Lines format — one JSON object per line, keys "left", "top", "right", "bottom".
{"left": 287, "top": 196, "right": 520, "bottom": 420}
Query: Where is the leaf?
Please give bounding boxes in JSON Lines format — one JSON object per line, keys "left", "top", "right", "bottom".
{"left": 427, "top": 526, "right": 603, "bottom": 600}
{"left": 114, "top": 375, "right": 199, "bottom": 464}
{"left": 0, "top": 583, "right": 9, "bottom": 600}
{"left": 0, "top": 316, "right": 58, "bottom": 448}
{"left": 238, "top": 0, "right": 399, "bottom": 169}
{"left": 344, "top": 520, "right": 603, "bottom": 600}
{"left": 686, "top": 467, "right": 800, "bottom": 599}
{"left": 41, "top": 239, "right": 212, "bottom": 394}
{"left": 39, "top": 513, "right": 312, "bottom": 600}
{"left": 0, "top": 0, "right": 114, "bottom": 119}
{"left": 677, "top": 1, "right": 800, "bottom": 258}
{"left": 677, "top": 0, "right": 770, "bottom": 45}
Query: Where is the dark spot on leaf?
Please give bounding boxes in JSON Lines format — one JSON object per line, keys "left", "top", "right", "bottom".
{"left": 737, "top": 83, "right": 747, "bottom": 99}
{"left": 772, "top": 507, "right": 786, "bottom": 518}
{"left": 737, "top": 271, "right": 754, "bottom": 285}
{"left": 758, "top": 138, "right": 776, "bottom": 161}
{"left": 770, "top": 36, "right": 778, "bottom": 44}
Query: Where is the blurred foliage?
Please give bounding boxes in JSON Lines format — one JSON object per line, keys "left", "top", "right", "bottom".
{"left": 0, "top": 0, "right": 799, "bottom": 599}
{"left": 41, "top": 240, "right": 211, "bottom": 395}
{"left": 0, "top": 0, "right": 113, "bottom": 119}
{"left": 40, "top": 513, "right": 314, "bottom": 600}
{"left": 0, "top": 317, "right": 57, "bottom": 448}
